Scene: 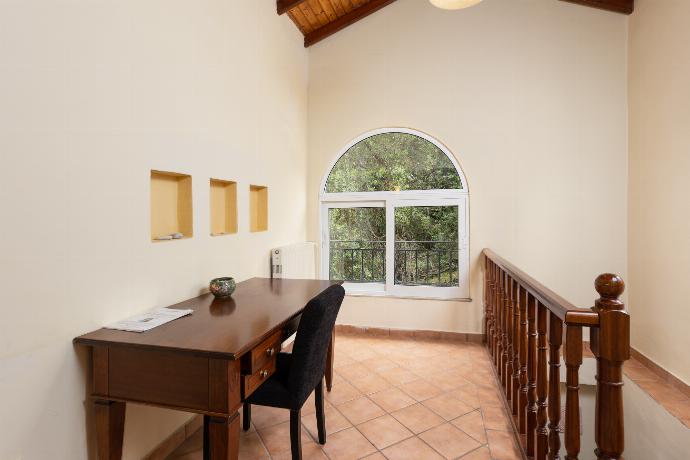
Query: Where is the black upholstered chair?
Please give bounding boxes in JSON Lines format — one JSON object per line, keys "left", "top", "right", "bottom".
{"left": 243, "top": 284, "right": 345, "bottom": 460}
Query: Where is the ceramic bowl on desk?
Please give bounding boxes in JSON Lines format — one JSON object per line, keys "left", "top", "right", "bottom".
{"left": 209, "top": 277, "right": 236, "bottom": 299}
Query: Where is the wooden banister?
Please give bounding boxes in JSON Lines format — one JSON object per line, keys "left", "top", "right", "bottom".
{"left": 483, "top": 249, "right": 630, "bottom": 460}
{"left": 483, "top": 248, "right": 578, "bottom": 321}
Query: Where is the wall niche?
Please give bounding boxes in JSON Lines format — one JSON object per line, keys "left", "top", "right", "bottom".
{"left": 150, "top": 170, "right": 193, "bottom": 241}
{"left": 210, "top": 179, "right": 238, "bottom": 236}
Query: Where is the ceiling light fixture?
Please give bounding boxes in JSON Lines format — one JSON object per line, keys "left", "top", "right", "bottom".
{"left": 429, "top": 0, "right": 483, "bottom": 10}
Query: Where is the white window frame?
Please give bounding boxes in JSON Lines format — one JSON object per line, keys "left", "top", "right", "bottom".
{"left": 319, "top": 128, "right": 470, "bottom": 300}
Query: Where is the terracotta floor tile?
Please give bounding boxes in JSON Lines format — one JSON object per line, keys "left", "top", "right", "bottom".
{"left": 334, "top": 356, "right": 356, "bottom": 370}
{"left": 486, "top": 430, "right": 522, "bottom": 460}
{"left": 357, "top": 414, "right": 414, "bottom": 450}
{"left": 418, "top": 423, "right": 482, "bottom": 459}
{"left": 450, "top": 386, "right": 481, "bottom": 409}
{"left": 476, "top": 386, "right": 504, "bottom": 408}
{"left": 238, "top": 431, "right": 270, "bottom": 460}
{"left": 325, "top": 379, "right": 363, "bottom": 406}
{"left": 368, "top": 387, "right": 416, "bottom": 412}
{"left": 349, "top": 373, "right": 392, "bottom": 395}
{"left": 361, "top": 356, "right": 399, "bottom": 373}
{"left": 378, "top": 366, "right": 420, "bottom": 386}
{"left": 623, "top": 365, "right": 661, "bottom": 382}
{"left": 636, "top": 381, "right": 689, "bottom": 406}
{"left": 302, "top": 391, "right": 316, "bottom": 416}
{"left": 338, "top": 362, "right": 372, "bottom": 382}
{"left": 251, "top": 405, "right": 291, "bottom": 429}
{"left": 390, "top": 403, "right": 445, "bottom": 434}
{"left": 348, "top": 346, "right": 381, "bottom": 362}
{"left": 433, "top": 371, "right": 474, "bottom": 392}
{"left": 459, "top": 446, "right": 492, "bottom": 459}
{"left": 301, "top": 403, "right": 352, "bottom": 439}
{"left": 398, "top": 379, "right": 444, "bottom": 402}
{"left": 336, "top": 396, "right": 386, "bottom": 425}
{"left": 452, "top": 409, "right": 487, "bottom": 443}
{"left": 320, "top": 427, "right": 377, "bottom": 460}
{"left": 481, "top": 406, "right": 512, "bottom": 432}
{"left": 624, "top": 358, "right": 646, "bottom": 369}
{"left": 271, "top": 442, "right": 327, "bottom": 460}
{"left": 361, "top": 453, "right": 387, "bottom": 459}
{"left": 422, "top": 393, "right": 475, "bottom": 421}
{"left": 257, "top": 420, "right": 314, "bottom": 456}
{"left": 381, "top": 435, "right": 444, "bottom": 460}
{"left": 667, "top": 400, "right": 690, "bottom": 421}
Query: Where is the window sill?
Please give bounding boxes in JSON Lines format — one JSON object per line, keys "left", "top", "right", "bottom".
{"left": 344, "top": 290, "right": 472, "bottom": 302}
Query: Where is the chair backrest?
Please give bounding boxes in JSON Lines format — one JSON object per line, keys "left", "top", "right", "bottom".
{"left": 287, "top": 284, "right": 345, "bottom": 409}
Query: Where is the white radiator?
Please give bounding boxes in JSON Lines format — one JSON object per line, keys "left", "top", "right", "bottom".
{"left": 271, "top": 242, "right": 317, "bottom": 279}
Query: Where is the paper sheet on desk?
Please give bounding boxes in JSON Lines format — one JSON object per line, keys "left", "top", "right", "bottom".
{"left": 105, "top": 307, "right": 193, "bottom": 332}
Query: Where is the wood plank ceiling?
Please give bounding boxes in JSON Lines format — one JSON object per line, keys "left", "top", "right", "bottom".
{"left": 278, "top": 0, "right": 633, "bottom": 48}
{"left": 278, "top": 0, "right": 398, "bottom": 47}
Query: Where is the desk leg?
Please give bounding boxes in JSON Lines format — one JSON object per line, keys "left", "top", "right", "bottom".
{"left": 325, "top": 330, "right": 335, "bottom": 392}
{"left": 94, "top": 400, "right": 126, "bottom": 460}
{"left": 203, "top": 412, "right": 240, "bottom": 460}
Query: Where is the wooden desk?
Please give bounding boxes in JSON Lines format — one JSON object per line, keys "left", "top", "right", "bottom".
{"left": 75, "top": 278, "right": 340, "bottom": 460}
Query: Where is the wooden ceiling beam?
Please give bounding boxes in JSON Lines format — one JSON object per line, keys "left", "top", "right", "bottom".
{"left": 277, "top": 0, "right": 309, "bottom": 16}
{"left": 304, "top": 0, "right": 398, "bottom": 47}
{"left": 559, "top": 0, "right": 634, "bottom": 14}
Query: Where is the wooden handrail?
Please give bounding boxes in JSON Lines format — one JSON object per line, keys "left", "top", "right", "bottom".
{"left": 483, "top": 249, "right": 629, "bottom": 460}
{"left": 483, "top": 248, "right": 596, "bottom": 324}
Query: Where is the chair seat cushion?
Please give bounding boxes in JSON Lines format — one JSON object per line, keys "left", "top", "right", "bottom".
{"left": 246, "top": 352, "right": 292, "bottom": 409}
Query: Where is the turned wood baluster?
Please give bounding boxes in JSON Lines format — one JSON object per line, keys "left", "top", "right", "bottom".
{"left": 518, "top": 286, "right": 529, "bottom": 433}
{"left": 591, "top": 275, "right": 629, "bottom": 460}
{"left": 512, "top": 281, "right": 521, "bottom": 415}
{"left": 495, "top": 267, "right": 503, "bottom": 370}
{"left": 499, "top": 271, "right": 507, "bottom": 381}
{"left": 526, "top": 294, "right": 538, "bottom": 457}
{"left": 548, "top": 313, "right": 563, "bottom": 460}
{"left": 484, "top": 257, "right": 490, "bottom": 346}
{"left": 491, "top": 264, "right": 500, "bottom": 364}
{"left": 565, "top": 325, "right": 583, "bottom": 460}
{"left": 503, "top": 274, "right": 513, "bottom": 394}
{"left": 536, "top": 302, "right": 549, "bottom": 460}
{"left": 487, "top": 258, "right": 495, "bottom": 357}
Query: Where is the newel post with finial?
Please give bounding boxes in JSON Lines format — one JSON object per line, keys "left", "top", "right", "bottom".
{"left": 590, "top": 274, "right": 630, "bottom": 460}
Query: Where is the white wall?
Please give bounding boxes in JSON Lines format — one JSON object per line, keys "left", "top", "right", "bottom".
{"left": 307, "top": 0, "right": 629, "bottom": 333}
{"left": 0, "top": 1, "right": 308, "bottom": 459}
{"left": 628, "top": 0, "right": 690, "bottom": 384}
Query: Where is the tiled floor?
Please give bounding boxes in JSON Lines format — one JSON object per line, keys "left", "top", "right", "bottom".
{"left": 168, "top": 332, "right": 520, "bottom": 460}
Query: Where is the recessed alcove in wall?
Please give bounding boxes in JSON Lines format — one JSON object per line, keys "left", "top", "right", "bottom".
{"left": 210, "top": 179, "right": 238, "bottom": 236}
{"left": 249, "top": 185, "right": 268, "bottom": 232}
{"left": 150, "top": 170, "right": 193, "bottom": 241}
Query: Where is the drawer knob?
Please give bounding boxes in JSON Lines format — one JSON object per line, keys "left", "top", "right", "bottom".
{"left": 266, "top": 347, "right": 275, "bottom": 357}
{"left": 260, "top": 370, "right": 269, "bottom": 379}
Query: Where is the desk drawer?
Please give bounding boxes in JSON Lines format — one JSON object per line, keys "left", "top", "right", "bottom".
{"left": 245, "top": 331, "right": 282, "bottom": 374}
{"left": 242, "top": 357, "right": 276, "bottom": 399}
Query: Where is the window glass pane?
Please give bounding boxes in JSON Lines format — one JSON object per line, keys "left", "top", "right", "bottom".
{"left": 394, "top": 206, "right": 459, "bottom": 287}
{"left": 329, "top": 208, "right": 385, "bottom": 283}
{"left": 325, "top": 133, "right": 462, "bottom": 193}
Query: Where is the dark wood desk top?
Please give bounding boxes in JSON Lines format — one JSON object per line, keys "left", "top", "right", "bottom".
{"left": 75, "top": 278, "right": 340, "bottom": 359}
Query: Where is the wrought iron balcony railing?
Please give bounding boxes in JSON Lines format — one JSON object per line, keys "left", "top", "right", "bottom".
{"left": 328, "top": 240, "right": 458, "bottom": 286}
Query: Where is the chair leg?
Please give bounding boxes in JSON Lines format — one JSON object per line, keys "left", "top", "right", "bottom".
{"left": 315, "top": 379, "right": 326, "bottom": 444}
{"left": 243, "top": 403, "right": 251, "bottom": 431}
{"left": 290, "top": 409, "right": 302, "bottom": 460}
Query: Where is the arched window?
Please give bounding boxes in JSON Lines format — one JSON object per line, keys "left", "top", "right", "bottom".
{"left": 320, "top": 128, "right": 469, "bottom": 299}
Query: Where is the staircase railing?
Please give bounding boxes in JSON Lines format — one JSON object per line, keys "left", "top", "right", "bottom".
{"left": 483, "top": 249, "right": 630, "bottom": 460}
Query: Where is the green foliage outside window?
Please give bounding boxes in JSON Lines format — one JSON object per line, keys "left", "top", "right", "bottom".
{"left": 325, "top": 133, "right": 462, "bottom": 193}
